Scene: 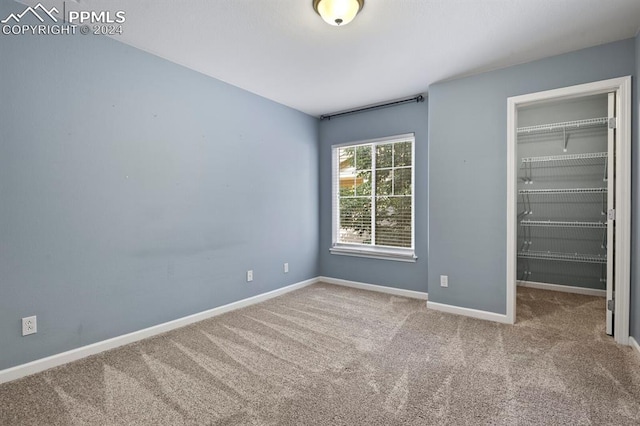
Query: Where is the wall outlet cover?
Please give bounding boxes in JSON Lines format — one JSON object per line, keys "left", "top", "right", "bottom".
{"left": 247, "top": 270, "right": 253, "bottom": 282}
{"left": 440, "top": 275, "right": 449, "bottom": 287}
{"left": 22, "top": 316, "right": 37, "bottom": 336}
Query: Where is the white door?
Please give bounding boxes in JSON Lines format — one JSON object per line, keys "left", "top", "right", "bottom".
{"left": 605, "top": 92, "right": 615, "bottom": 335}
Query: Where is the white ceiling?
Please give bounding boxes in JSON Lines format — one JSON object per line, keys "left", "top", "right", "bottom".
{"left": 23, "top": 1, "right": 640, "bottom": 116}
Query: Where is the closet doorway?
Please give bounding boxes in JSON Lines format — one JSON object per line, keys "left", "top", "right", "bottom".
{"left": 506, "top": 77, "right": 631, "bottom": 345}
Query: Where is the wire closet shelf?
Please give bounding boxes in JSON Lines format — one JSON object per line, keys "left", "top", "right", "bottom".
{"left": 521, "top": 152, "right": 607, "bottom": 164}
{"left": 520, "top": 220, "right": 607, "bottom": 228}
{"left": 518, "top": 187, "right": 607, "bottom": 195}
{"left": 517, "top": 251, "right": 607, "bottom": 264}
{"left": 517, "top": 117, "right": 608, "bottom": 135}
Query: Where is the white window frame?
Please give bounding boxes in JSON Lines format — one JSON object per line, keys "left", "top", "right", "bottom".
{"left": 330, "top": 133, "right": 416, "bottom": 262}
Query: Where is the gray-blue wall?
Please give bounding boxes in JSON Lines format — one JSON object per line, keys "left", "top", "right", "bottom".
{"left": 632, "top": 32, "right": 640, "bottom": 342}
{"left": 318, "top": 101, "right": 428, "bottom": 292}
{"left": 428, "top": 39, "right": 636, "bottom": 314}
{"left": 0, "top": 1, "right": 319, "bottom": 370}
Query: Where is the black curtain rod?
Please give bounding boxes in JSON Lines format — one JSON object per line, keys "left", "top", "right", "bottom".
{"left": 320, "top": 94, "right": 424, "bottom": 120}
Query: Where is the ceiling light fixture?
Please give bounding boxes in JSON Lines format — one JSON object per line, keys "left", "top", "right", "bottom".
{"left": 313, "top": 0, "right": 364, "bottom": 26}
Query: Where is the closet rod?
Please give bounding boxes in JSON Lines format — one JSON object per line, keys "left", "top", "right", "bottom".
{"left": 320, "top": 95, "right": 425, "bottom": 120}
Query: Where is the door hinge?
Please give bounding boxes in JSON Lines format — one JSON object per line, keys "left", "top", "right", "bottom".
{"left": 608, "top": 117, "right": 617, "bottom": 129}
{"left": 607, "top": 299, "right": 615, "bottom": 312}
{"left": 607, "top": 208, "right": 616, "bottom": 221}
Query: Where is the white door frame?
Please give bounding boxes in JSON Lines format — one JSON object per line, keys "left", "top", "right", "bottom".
{"left": 506, "top": 76, "right": 632, "bottom": 345}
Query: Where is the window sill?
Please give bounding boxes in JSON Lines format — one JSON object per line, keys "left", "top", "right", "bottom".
{"left": 330, "top": 245, "right": 417, "bottom": 263}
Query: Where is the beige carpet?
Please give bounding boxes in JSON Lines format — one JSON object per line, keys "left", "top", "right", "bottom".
{"left": 1, "top": 283, "right": 640, "bottom": 425}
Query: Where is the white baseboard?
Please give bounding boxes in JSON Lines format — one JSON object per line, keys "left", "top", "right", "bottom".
{"left": 318, "top": 276, "right": 428, "bottom": 300}
{"left": 427, "top": 301, "right": 512, "bottom": 324}
{"left": 517, "top": 280, "right": 606, "bottom": 297}
{"left": 630, "top": 336, "right": 640, "bottom": 357}
{"left": 0, "top": 277, "right": 319, "bottom": 385}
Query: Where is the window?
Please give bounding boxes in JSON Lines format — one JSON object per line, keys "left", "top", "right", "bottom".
{"left": 331, "top": 133, "right": 416, "bottom": 262}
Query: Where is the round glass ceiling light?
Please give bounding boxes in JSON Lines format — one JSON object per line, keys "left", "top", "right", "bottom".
{"left": 313, "top": 0, "right": 364, "bottom": 26}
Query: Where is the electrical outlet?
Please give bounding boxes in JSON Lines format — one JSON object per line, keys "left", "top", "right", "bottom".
{"left": 284, "top": 263, "right": 289, "bottom": 273}
{"left": 22, "top": 316, "right": 37, "bottom": 336}
{"left": 247, "top": 270, "right": 253, "bottom": 282}
{"left": 440, "top": 275, "right": 448, "bottom": 288}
